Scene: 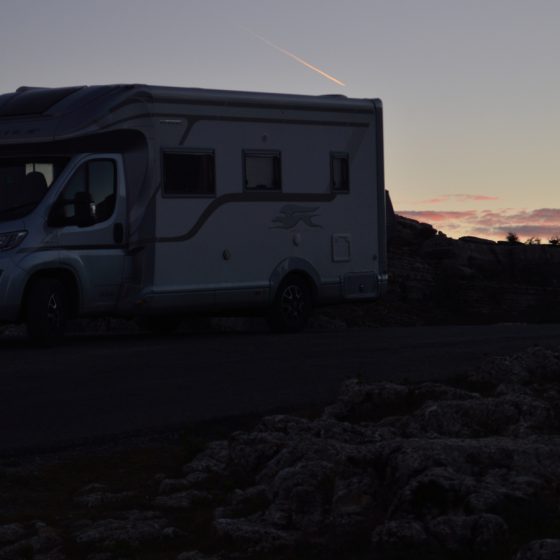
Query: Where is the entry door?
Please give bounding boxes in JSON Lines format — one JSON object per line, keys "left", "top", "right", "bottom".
{"left": 51, "top": 155, "right": 126, "bottom": 312}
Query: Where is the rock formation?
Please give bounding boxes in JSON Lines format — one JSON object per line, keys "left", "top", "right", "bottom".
{"left": 3, "top": 347, "right": 560, "bottom": 558}
{"left": 149, "top": 346, "right": 560, "bottom": 559}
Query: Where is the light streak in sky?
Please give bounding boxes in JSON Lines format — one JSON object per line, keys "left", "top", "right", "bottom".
{"left": 249, "top": 31, "right": 346, "bottom": 87}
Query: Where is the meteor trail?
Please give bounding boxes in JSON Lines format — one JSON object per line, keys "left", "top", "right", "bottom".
{"left": 250, "top": 31, "right": 346, "bottom": 87}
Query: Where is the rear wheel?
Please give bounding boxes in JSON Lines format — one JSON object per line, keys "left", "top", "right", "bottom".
{"left": 268, "top": 275, "right": 313, "bottom": 333}
{"left": 26, "top": 278, "right": 67, "bottom": 345}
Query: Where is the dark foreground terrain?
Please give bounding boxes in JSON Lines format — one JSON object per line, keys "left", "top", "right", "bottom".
{"left": 4, "top": 213, "right": 560, "bottom": 558}
{"left": 2, "top": 323, "right": 560, "bottom": 452}
{"left": 2, "top": 345, "right": 560, "bottom": 559}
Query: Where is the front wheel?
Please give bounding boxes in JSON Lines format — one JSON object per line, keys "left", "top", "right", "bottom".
{"left": 267, "top": 275, "right": 313, "bottom": 333}
{"left": 25, "top": 278, "right": 67, "bottom": 344}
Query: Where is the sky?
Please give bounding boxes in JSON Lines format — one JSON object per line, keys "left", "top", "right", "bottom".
{"left": 0, "top": 0, "right": 559, "bottom": 241}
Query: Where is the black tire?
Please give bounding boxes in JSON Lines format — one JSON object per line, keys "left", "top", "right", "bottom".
{"left": 26, "top": 278, "right": 67, "bottom": 344}
{"left": 268, "top": 275, "right": 313, "bottom": 333}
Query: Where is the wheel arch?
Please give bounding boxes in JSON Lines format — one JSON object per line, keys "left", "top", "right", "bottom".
{"left": 269, "top": 258, "right": 320, "bottom": 303}
{"left": 21, "top": 267, "right": 81, "bottom": 320}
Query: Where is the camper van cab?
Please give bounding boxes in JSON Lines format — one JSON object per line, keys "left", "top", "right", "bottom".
{"left": 0, "top": 85, "right": 387, "bottom": 342}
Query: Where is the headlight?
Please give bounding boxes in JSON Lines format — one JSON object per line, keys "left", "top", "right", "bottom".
{"left": 0, "top": 230, "right": 27, "bottom": 251}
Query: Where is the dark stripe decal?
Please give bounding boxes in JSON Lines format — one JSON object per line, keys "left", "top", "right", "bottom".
{"left": 155, "top": 192, "right": 337, "bottom": 243}
{"left": 17, "top": 193, "right": 337, "bottom": 252}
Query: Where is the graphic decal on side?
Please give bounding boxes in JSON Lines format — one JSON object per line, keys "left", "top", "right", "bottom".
{"left": 271, "top": 204, "right": 322, "bottom": 229}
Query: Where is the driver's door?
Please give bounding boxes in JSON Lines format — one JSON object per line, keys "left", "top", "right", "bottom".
{"left": 50, "top": 155, "right": 126, "bottom": 313}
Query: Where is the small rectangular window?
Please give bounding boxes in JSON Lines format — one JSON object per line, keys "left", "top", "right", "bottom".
{"left": 163, "top": 151, "right": 215, "bottom": 196}
{"left": 331, "top": 153, "right": 349, "bottom": 193}
{"left": 244, "top": 151, "right": 281, "bottom": 191}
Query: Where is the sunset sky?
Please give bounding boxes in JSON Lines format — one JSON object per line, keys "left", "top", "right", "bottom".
{"left": 0, "top": 0, "right": 559, "bottom": 241}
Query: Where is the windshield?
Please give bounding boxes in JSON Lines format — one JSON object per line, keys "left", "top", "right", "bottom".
{"left": 0, "top": 157, "right": 69, "bottom": 220}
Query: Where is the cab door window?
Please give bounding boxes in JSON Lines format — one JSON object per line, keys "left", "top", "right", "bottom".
{"left": 50, "top": 160, "right": 116, "bottom": 227}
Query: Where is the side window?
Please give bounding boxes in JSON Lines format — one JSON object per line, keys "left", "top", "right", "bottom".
{"left": 163, "top": 151, "right": 215, "bottom": 196}
{"left": 25, "top": 163, "right": 56, "bottom": 187}
{"left": 244, "top": 151, "right": 281, "bottom": 191}
{"left": 331, "top": 153, "right": 349, "bottom": 193}
{"left": 50, "top": 159, "right": 116, "bottom": 227}
{"left": 89, "top": 161, "right": 116, "bottom": 219}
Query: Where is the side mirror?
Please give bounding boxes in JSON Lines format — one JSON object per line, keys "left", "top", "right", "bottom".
{"left": 74, "top": 192, "right": 96, "bottom": 228}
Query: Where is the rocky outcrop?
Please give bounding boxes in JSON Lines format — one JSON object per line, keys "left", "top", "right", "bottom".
{"left": 4, "top": 347, "right": 560, "bottom": 559}
{"left": 146, "top": 346, "right": 560, "bottom": 559}
{"left": 326, "top": 215, "right": 560, "bottom": 327}
{"left": 0, "top": 521, "right": 64, "bottom": 560}
{"left": 514, "top": 539, "right": 560, "bottom": 560}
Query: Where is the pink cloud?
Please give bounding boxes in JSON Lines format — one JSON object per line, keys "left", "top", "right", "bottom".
{"left": 420, "top": 194, "right": 499, "bottom": 204}
{"left": 397, "top": 207, "right": 560, "bottom": 241}
{"left": 466, "top": 195, "right": 500, "bottom": 201}
{"left": 400, "top": 210, "right": 478, "bottom": 223}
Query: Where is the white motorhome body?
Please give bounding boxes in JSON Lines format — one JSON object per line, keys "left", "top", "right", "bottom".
{"left": 0, "top": 85, "right": 387, "bottom": 339}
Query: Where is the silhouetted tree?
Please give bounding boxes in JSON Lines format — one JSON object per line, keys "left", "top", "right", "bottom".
{"left": 506, "top": 232, "right": 519, "bottom": 243}
{"left": 525, "top": 237, "right": 541, "bottom": 245}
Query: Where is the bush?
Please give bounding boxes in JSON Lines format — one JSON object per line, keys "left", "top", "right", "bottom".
{"left": 525, "top": 237, "right": 541, "bottom": 245}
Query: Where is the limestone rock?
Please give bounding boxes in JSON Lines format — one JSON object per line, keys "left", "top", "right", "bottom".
{"left": 371, "top": 520, "right": 432, "bottom": 559}
{"left": 0, "top": 522, "right": 64, "bottom": 560}
{"left": 182, "top": 440, "right": 229, "bottom": 477}
{"left": 74, "top": 483, "right": 139, "bottom": 509}
{"left": 514, "top": 540, "right": 560, "bottom": 560}
{"left": 146, "top": 346, "right": 560, "bottom": 559}
{"left": 0, "top": 523, "right": 25, "bottom": 544}
{"left": 324, "top": 378, "right": 478, "bottom": 425}
{"left": 176, "top": 552, "right": 219, "bottom": 560}
{"left": 154, "top": 489, "right": 213, "bottom": 511}
{"left": 214, "top": 518, "right": 297, "bottom": 554}
{"left": 371, "top": 507, "right": 509, "bottom": 559}
{"left": 73, "top": 511, "right": 170, "bottom": 548}
{"left": 215, "top": 485, "right": 269, "bottom": 520}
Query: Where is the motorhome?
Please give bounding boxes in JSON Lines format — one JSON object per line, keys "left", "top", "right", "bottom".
{"left": 0, "top": 84, "right": 387, "bottom": 341}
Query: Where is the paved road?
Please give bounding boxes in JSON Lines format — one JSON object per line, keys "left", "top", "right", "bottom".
{"left": 2, "top": 323, "right": 560, "bottom": 454}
